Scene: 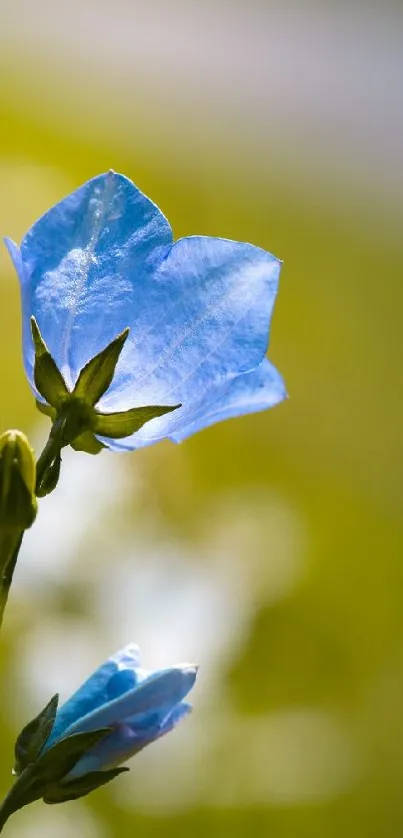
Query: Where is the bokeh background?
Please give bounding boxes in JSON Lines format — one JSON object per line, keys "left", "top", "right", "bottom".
{"left": 0, "top": 0, "right": 403, "bottom": 835}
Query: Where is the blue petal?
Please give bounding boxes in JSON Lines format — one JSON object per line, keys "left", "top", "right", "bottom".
{"left": 8, "top": 172, "right": 173, "bottom": 390}
{"left": 111, "top": 644, "right": 142, "bottom": 670}
{"left": 99, "top": 358, "right": 286, "bottom": 450}
{"left": 3, "top": 238, "right": 42, "bottom": 400}
{"left": 122, "top": 690, "right": 190, "bottom": 732}
{"left": 157, "top": 701, "right": 192, "bottom": 737}
{"left": 62, "top": 665, "right": 197, "bottom": 737}
{"left": 103, "top": 660, "right": 149, "bottom": 700}
{"left": 67, "top": 703, "right": 192, "bottom": 778}
{"left": 66, "top": 723, "right": 140, "bottom": 778}
{"left": 49, "top": 644, "right": 142, "bottom": 745}
{"left": 98, "top": 235, "right": 281, "bottom": 416}
{"left": 170, "top": 358, "right": 287, "bottom": 442}
{"left": 105, "top": 669, "right": 137, "bottom": 700}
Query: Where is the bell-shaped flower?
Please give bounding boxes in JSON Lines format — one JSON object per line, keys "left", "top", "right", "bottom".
{"left": 4, "top": 171, "right": 286, "bottom": 450}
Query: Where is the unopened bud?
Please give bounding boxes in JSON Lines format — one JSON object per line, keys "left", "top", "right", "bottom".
{"left": 0, "top": 430, "right": 37, "bottom": 530}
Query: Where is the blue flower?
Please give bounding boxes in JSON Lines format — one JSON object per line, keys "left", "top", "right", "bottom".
{"left": 5, "top": 171, "right": 286, "bottom": 450}
{"left": 47, "top": 644, "right": 197, "bottom": 779}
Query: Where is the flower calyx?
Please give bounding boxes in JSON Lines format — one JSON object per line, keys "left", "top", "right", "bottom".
{"left": 6, "top": 695, "right": 120, "bottom": 821}
{"left": 31, "top": 317, "right": 180, "bottom": 492}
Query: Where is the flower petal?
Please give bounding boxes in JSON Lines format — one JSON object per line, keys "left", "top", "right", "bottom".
{"left": 49, "top": 644, "right": 142, "bottom": 744}
{"left": 99, "top": 358, "right": 286, "bottom": 450}
{"left": 3, "top": 237, "right": 41, "bottom": 399}
{"left": 99, "top": 235, "right": 281, "bottom": 415}
{"left": 158, "top": 701, "right": 192, "bottom": 736}
{"left": 67, "top": 703, "right": 192, "bottom": 778}
{"left": 105, "top": 666, "right": 148, "bottom": 701}
{"left": 9, "top": 172, "right": 173, "bottom": 389}
{"left": 63, "top": 665, "right": 197, "bottom": 737}
{"left": 170, "top": 358, "right": 287, "bottom": 442}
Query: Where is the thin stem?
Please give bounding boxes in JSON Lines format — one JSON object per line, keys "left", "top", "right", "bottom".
{"left": 35, "top": 435, "right": 61, "bottom": 495}
{"left": 0, "top": 793, "right": 15, "bottom": 833}
{"left": 0, "top": 531, "right": 24, "bottom": 630}
{"left": 0, "top": 780, "right": 23, "bottom": 833}
{"left": 0, "top": 806, "right": 11, "bottom": 832}
{"left": 0, "top": 765, "right": 38, "bottom": 833}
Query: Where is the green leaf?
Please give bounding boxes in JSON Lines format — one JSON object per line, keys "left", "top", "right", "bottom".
{"left": 14, "top": 695, "right": 59, "bottom": 776}
{"left": 31, "top": 317, "right": 69, "bottom": 408}
{"left": 73, "top": 328, "right": 130, "bottom": 406}
{"left": 70, "top": 431, "right": 105, "bottom": 455}
{"left": 43, "top": 767, "right": 129, "bottom": 804}
{"left": 93, "top": 403, "right": 181, "bottom": 439}
{"left": 34, "top": 728, "right": 111, "bottom": 785}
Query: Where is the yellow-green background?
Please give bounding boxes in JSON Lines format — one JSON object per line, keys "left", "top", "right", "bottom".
{"left": 0, "top": 2, "right": 402, "bottom": 836}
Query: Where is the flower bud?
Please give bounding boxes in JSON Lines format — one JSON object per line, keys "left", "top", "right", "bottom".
{"left": 0, "top": 430, "right": 37, "bottom": 531}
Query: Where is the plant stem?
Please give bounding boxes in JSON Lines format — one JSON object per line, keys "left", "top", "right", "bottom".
{"left": 35, "top": 435, "right": 62, "bottom": 495}
{"left": 0, "top": 531, "right": 24, "bottom": 630}
{"left": 0, "top": 793, "right": 15, "bottom": 833}
{"left": 0, "top": 780, "right": 23, "bottom": 833}
{"left": 0, "top": 765, "right": 39, "bottom": 833}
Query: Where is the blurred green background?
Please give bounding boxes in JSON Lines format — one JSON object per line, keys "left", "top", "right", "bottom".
{"left": 0, "top": 1, "right": 403, "bottom": 836}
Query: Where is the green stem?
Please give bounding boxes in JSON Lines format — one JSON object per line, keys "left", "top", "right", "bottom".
{"left": 0, "top": 779, "right": 24, "bottom": 833}
{"left": 0, "top": 788, "right": 16, "bottom": 833}
{"left": 35, "top": 435, "right": 62, "bottom": 495}
{"left": 0, "top": 531, "right": 24, "bottom": 630}
{"left": 0, "top": 766, "right": 39, "bottom": 833}
{"left": 0, "top": 803, "right": 12, "bottom": 832}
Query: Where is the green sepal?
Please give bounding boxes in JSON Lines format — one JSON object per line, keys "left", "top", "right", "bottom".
{"left": 73, "top": 328, "right": 129, "bottom": 406}
{"left": 36, "top": 401, "right": 56, "bottom": 421}
{"left": 36, "top": 402, "right": 103, "bottom": 452}
{"left": 52, "top": 400, "right": 93, "bottom": 446}
{"left": 31, "top": 317, "right": 69, "bottom": 409}
{"left": 43, "top": 767, "right": 129, "bottom": 804}
{"left": 0, "top": 729, "right": 113, "bottom": 822}
{"left": 93, "top": 403, "right": 181, "bottom": 439}
{"left": 14, "top": 695, "right": 59, "bottom": 776}
{"left": 31, "top": 325, "right": 180, "bottom": 452}
{"left": 33, "top": 728, "right": 111, "bottom": 786}
{"left": 0, "top": 431, "right": 37, "bottom": 530}
{"left": 71, "top": 431, "right": 105, "bottom": 455}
